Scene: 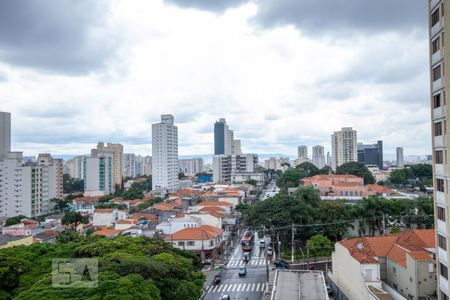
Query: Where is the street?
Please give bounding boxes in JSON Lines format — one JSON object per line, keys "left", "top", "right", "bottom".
{"left": 261, "top": 180, "right": 279, "bottom": 201}
{"left": 203, "top": 230, "right": 269, "bottom": 300}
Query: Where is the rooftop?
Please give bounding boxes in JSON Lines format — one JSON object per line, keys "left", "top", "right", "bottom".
{"left": 164, "top": 225, "right": 223, "bottom": 241}
{"left": 196, "top": 201, "right": 233, "bottom": 207}
{"left": 272, "top": 270, "right": 328, "bottom": 300}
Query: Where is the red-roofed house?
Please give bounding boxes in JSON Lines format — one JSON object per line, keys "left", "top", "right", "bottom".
{"left": 164, "top": 225, "right": 224, "bottom": 258}
{"left": 94, "top": 229, "right": 121, "bottom": 238}
{"left": 331, "top": 230, "right": 436, "bottom": 300}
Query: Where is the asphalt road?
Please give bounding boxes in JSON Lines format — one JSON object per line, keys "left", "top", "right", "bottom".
{"left": 261, "top": 181, "right": 279, "bottom": 201}
{"left": 203, "top": 230, "right": 269, "bottom": 300}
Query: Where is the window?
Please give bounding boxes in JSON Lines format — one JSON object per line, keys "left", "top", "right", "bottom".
{"left": 437, "top": 178, "right": 445, "bottom": 192}
{"left": 441, "top": 290, "right": 449, "bottom": 300}
{"left": 433, "top": 37, "right": 441, "bottom": 54}
{"left": 439, "top": 234, "right": 447, "bottom": 250}
{"left": 209, "top": 240, "right": 214, "bottom": 246}
{"left": 434, "top": 93, "right": 442, "bottom": 108}
{"left": 178, "top": 241, "right": 185, "bottom": 246}
{"left": 441, "top": 263, "right": 448, "bottom": 279}
{"left": 432, "top": 8, "right": 440, "bottom": 26}
{"left": 438, "top": 206, "right": 446, "bottom": 221}
{"left": 187, "top": 241, "right": 195, "bottom": 246}
{"left": 435, "top": 122, "right": 443, "bottom": 136}
{"left": 436, "top": 150, "right": 444, "bottom": 164}
{"left": 434, "top": 65, "right": 442, "bottom": 81}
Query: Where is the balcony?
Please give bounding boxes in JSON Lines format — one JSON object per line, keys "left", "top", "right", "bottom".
{"left": 438, "top": 219, "right": 447, "bottom": 235}
{"left": 432, "top": 20, "right": 443, "bottom": 38}
{"left": 439, "top": 247, "right": 448, "bottom": 264}
{"left": 436, "top": 164, "right": 445, "bottom": 176}
{"left": 433, "top": 78, "right": 443, "bottom": 92}
{"left": 431, "top": 0, "right": 440, "bottom": 11}
{"left": 437, "top": 191, "right": 446, "bottom": 205}
{"left": 434, "top": 105, "right": 446, "bottom": 120}
{"left": 435, "top": 135, "right": 444, "bottom": 147}
{"left": 432, "top": 50, "right": 442, "bottom": 66}
{"left": 440, "top": 275, "right": 449, "bottom": 295}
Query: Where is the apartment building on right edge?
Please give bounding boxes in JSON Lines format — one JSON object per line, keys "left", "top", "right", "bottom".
{"left": 430, "top": 1, "right": 450, "bottom": 299}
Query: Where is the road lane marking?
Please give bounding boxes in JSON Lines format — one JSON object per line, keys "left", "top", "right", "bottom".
{"left": 212, "top": 285, "right": 219, "bottom": 293}
{"left": 242, "top": 283, "right": 247, "bottom": 291}
{"left": 256, "top": 283, "right": 260, "bottom": 291}
{"left": 236, "top": 284, "right": 242, "bottom": 291}
{"left": 232, "top": 284, "right": 238, "bottom": 292}
{"left": 226, "top": 284, "right": 233, "bottom": 292}
{"left": 261, "top": 283, "right": 265, "bottom": 291}
{"left": 207, "top": 286, "right": 213, "bottom": 292}
{"left": 251, "top": 283, "right": 256, "bottom": 291}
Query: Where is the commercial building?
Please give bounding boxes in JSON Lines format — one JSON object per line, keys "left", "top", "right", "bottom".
{"left": 297, "top": 145, "right": 308, "bottom": 163}
{"left": 396, "top": 147, "right": 404, "bottom": 168}
{"left": 312, "top": 145, "right": 326, "bottom": 169}
{"left": 357, "top": 141, "right": 384, "bottom": 170}
{"left": 92, "top": 142, "right": 123, "bottom": 187}
{"left": 331, "top": 127, "right": 357, "bottom": 170}
{"left": 0, "top": 112, "right": 63, "bottom": 218}
{"left": 429, "top": 2, "right": 450, "bottom": 299}
{"left": 330, "top": 230, "right": 436, "bottom": 300}
{"left": 214, "top": 118, "right": 241, "bottom": 155}
{"left": 152, "top": 114, "right": 178, "bottom": 192}
{"left": 212, "top": 154, "right": 258, "bottom": 183}
{"left": 179, "top": 158, "right": 204, "bottom": 176}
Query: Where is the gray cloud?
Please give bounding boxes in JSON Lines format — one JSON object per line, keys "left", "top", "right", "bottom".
{"left": 0, "top": 0, "right": 118, "bottom": 75}
{"left": 253, "top": 0, "right": 427, "bottom": 35}
{"left": 164, "top": 0, "right": 247, "bottom": 13}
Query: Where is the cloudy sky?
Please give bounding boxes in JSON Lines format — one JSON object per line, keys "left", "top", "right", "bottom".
{"left": 0, "top": 0, "right": 430, "bottom": 158}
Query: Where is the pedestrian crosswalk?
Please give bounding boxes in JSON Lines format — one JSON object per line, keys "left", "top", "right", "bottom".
{"left": 205, "top": 283, "right": 266, "bottom": 294}
{"left": 226, "top": 257, "right": 267, "bottom": 268}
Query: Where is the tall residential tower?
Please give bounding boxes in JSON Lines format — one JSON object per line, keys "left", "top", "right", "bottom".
{"left": 312, "top": 145, "right": 325, "bottom": 169}
{"left": 331, "top": 127, "right": 357, "bottom": 170}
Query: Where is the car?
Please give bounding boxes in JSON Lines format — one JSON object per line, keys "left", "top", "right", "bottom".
{"left": 238, "top": 266, "right": 247, "bottom": 276}
{"left": 326, "top": 284, "right": 333, "bottom": 295}
{"left": 220, "top": 295, "right": 231, "bottom": 300}
{"left": 274, "top": 259, "right": 290, "bottom": 269}
{"left": 259, "top": 240, "right": 266, "bottom": 248}
{"left": 213, "top": 274, "right": 221, "bottom": 285}
{"left": 267, "top": 246, "right": 273, "bottom": 256}
{"left": 243, "top": 252, "right": 250, "bottom": 262}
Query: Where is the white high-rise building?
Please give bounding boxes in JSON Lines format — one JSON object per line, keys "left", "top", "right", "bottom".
{"left": 396, "top": 147, "right": 404, "bottom": 168}
{"left": 213, "top": 154, "right": 258, "bottom": 183}
{"left": 0, "top": 112, "right": 63, "bottom": 217}
{"left": 312, "top": 145, "right": 325, "bottom": 169}
{"left": 122, "top": 153, "right": 136, "bottom": 178}
{"left": 152, "top": 114, "right": 178, "bottom": 192}
{"left": 65, "top": 155, "right": 85, "bottom": 179}
{"left": 83, "top": 154, "right": 114, "bottom": 196}
{"left": 179, "top": 158, "right": 204, "bottom": 176}
{"left": 331, "top": 127, "right": 358, "bottom": 170}
{"left": 297, "top": 145, "right": 308, "bottom": 163}
{"left": 92, "top": 142, "right": 123, "bottom": 187}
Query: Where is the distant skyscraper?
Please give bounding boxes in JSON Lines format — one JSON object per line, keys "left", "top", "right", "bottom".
{"left": 0, "top": 112, "right": 11, "bottom": 160}
{"left": 92, "top": 142, "right": 123, "bottom": 187}
{"left": 357, "top": 141, "right": 383, "bottom": 169}
{"left": 179, "top": 158, "right": 204, "bottom": 176}
{"left": 122, "top": 153, "right": 136, "bottom": 178}
{"left": 312, "top": 145, "right": 325, "bottom": 169}
{"left": 331, "top": 127, "right": 357, "bottom": 170}
{"left": 396, "top": 147, "right": 404, "bottom": 168}
{"left": 65, "top": 155, "right": 85, "bottom": 179}
{"left": 152, "top": 114, "right": 178, "bottom": 192}
{"left": 297, "top": 145, "right": 308, "bottom": 163}
{"left": 84, "top": 154, "right": 114, "bottom": 196}
{"left": 214, "top": 118, "right": 240, "bottom": 155}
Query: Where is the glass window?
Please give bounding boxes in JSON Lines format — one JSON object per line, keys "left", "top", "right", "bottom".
{"left": 441, "top": 263, "right": 448, "bottom": 279}
{"left": 434, "top": 93, "right": 442, "bottom": 108}
{"left": 433, "top": 37, "right": 440, "bottom": 54}
{"left": 437, "top": 178, "right": 445, "bottom": 192}
{"left": 434, "top": 64, "right": 442, "bottom": 81}
{"left": 436, "top": 150, "right": 444, "bottom": 164}
{"left": 438, "top": 206, "right": 446, "bottom": 221}
{"left": 432, "top": 8, "right": 440, "bottom": 26}
{"left": 438, "top": 234, "right": 447, "bottom": 250}
{"left": 435, "top": 122, "right": 443, "bottom": 136}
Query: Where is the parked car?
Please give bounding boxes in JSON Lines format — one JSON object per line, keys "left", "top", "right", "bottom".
{"left": 259, "top": 240, "right": 266, "bottom": 248}
{"left": 267, "top": 246, "right": 273, "bottom": 256}
{"left": 326, "top": 284, "right": 333, "bottom": 295}
{"left": 213, "top": 274, "right": 221, "bottom": 285}
{"left": 274, "top": 260, "right": 289, "bottom": 269}
{"left": 220, "top": 295, "right": 231, "bottom": 300}
{"left": 238, "top": 266, "right": 247, "bottom": 276}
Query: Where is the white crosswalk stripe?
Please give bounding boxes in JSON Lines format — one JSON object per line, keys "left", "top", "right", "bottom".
{"left": 227, "top": 257, "right": 268, "bottom": 268}
{"left": 205, "top": 282, "right": 266, "bottom": 294}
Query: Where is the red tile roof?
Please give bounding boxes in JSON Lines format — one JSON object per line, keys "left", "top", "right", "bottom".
{"left": 73, "top": 196, "right": 101, "bottom": 204}
{"left": 197, "top": 201, "right": 233, "bottom": 207}
{"left": 94, "top": 209, "right": 114, "bottom": 213}
{"left": 367, "top": 184, "right": 398, "bottom": 194}
{"left": 164, "top": 225, "right": 223, "bottom": 241}
{"left": 207, "top": 212, "right": 224, "bottom": 219}
{"left": 199, "top": 206, "right": 226, "bottom": 212}
{"left": 129, "top": 213, "right": 158, "bottom": 222}
{"left": 94, "top": 229, "right": 121, "bottom": 236}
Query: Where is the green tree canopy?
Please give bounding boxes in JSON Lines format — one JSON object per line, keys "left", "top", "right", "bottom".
{"left": 307, "top": 234, "right": 333, "bottom": 257}
{"left": 296, "top": 162, "right": 320, "bottom": 177}
{"left": 4, "top": 215, "right": 27, "bottom": 227}
{"left": 336, "top": 161, "right": 375, "bottom": 184}
{"left": 276, "top": 168, "right": 306, "bottom": 188}
{"left": 61, "top": 211, "right": 89, "bottom": 230}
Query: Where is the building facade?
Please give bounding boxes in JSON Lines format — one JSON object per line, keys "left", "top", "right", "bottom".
{"left": 65, "top": 155, "right": 85, "bottom": 179}
{"left": 312, "top": 145, "right": 325, "bottom": 169}
{"left": 179, "top": 158, "right": 204, "bottom": 176}
{"left": 429, "top": 1, "right": 450, "bottom": 299}
{"left": 213, "top": 154, "right": 258, "bottom": 183}
{"left": 83, "top": 154, "right": 114, "bottom": 196}
{"left": 152, "top": 114, "right": 178, "bottom": 192}
{"left": 396, "top": 147, "right": 404, "bottom": 168}
{"left": 331, "top": 127, "right": 358, "bottom": 170}
{"left": 92, "top": 142, "right": 123, "bottom": 187}
{"left": 357, "top": 141, "right": 384, "bottom": 170}
{"left": 214, "top": 118, "right": 241, "bottom": 155}
{"left": 297, "top": 145, "right": 308, "bottom": 163}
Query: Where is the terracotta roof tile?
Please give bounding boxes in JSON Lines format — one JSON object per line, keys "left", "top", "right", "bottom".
{"left": 199, "top": 206, "right": 225, "bottom": 212}
{"left": 197, "top": 201, "right": 233, "bottom": 207}
{"left": 94, "top": 209, "right": 114, "bottom": 213}
{"left": 164, "top": 225, "right": 223, "bottom": 241}
{"left": 94, "top": 229, "right": 121, "bottom": 236}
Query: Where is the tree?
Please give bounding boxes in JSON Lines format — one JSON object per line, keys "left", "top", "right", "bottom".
{"left": 121, "top": 188, "right": 144, "bottom": 200}
{"left": 63, "top": 174, "right": 84, "bottom": 193}
{"left": 61, "top": 211, "right": 88, "bottom": 230}
{"left": 51, "top": 198, "right": 70, "bottom": 213}
{"left": 296, "top": 162, "right": 319, "bottom": 177}
{"left": 4, "top": 215, "right": 27, "bottom": 227}
{"left": 276, "top": 168, "right": 306, "bottom": 188}
{"left": 307, "top": 234, "right": 333, "bottom": 257}
{"left": 245, "top": 179, "right": 257, "bottom": 186}
{"left": 178, "top": 172, "right": 186, "bottom": 180}
{"left": 318, "top": 165, "right": 332, "bottom": 175}
{"left": 336, "top": 162, "right": 375, "bottom": 184}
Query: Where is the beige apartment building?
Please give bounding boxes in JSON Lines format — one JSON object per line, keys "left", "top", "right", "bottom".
{"left": 430, "top": 1, "right": 450, "bottom": 299}
{"left": 91, "top": 142, "right": 123, "bottom": 187}
{"left": 331, "top": 127, "right": 357, "bottom": 170}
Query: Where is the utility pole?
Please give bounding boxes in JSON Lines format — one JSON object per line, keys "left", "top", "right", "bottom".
{"left": 291, "top": 223, "right": 295, "bottom": 263}
{"left": 277, "top": 231, "right": 281, "bottom": 260}
{"left": 382, "top": 214, "right": 386, "bottom": 236}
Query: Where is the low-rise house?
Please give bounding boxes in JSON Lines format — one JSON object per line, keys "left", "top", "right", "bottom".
{"left": 165, "top": 225, "right": 224, "bottom": 257}
{"left": 195, "top": 201, "right": 233, "bottom": 214}
{"left": 2, "top": 219, "right": 39, "bottom": 236}
{"left": 189, "top": 212, "right": 223, "bottom": 229}
{"left": 94, "top": 229, "right": 121, "bottom": 238}
{"left": 93, "top": 209, "right": 117, "bottom": 227}
{"left": 156, "top": 215, "right": 202, "bottom": 235}
{"left": 230, "top": 172, "right": 265, "bottom": 187}
{"left": 330, "top": 229, "right": 436, "bottom": 300}
{"left": 34, "top": 230, "right": 59, "bottom": 243}
{"left": 0, "top": 235, "right": 35, "bottom": 249}
{"left": 70, "top": 196, "right": 101, "bottom": 212}
{"left": 115, "top": 219, "right": 138, "bottom": 230}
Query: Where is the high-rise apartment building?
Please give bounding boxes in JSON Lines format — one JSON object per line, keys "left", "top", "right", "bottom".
{"left": 179, "top": 158, "right": 204, "bottom": 176}
{"left": 312, "top": 145, "right": 325, "bottom": 169}
{"left": 122, "top": 153, "right": 136, "bottom": 178}
{"left": 214, "top": 118, "right": 241, "bottom": 155}
{"left": 152, "top": 114, "right": 178, "bottom": 192}
{"left": 213, "top": 154, "right": 258, "bottom": 182}
{"left": 65, "top": 155, "right": 85, "bottom": 179}
{"left": 0, "top": 112, "right": 63, "bottom": 217}
{"left": 331, "top": 127, "right": 357, "bottom": 170}
{"left": 92, "top": 142, "right": 123, "bottom": 187}
{"left": 429, "top": 2, "right": 448, "bottom": 299}
{"left": 297, "top": 145, "right": 308, "bottom": 163}
{"left": 396, "top": 147, "right": 404, "bottom": 168}
{"left": 357, "top": 141, "right": 384, "bottom": 170}
{"left": 83, "top": 154, "right": 114, "bottom": 196}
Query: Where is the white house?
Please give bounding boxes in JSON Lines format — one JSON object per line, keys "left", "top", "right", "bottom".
{"left": 93, "top": 209, "right": 117, "bottom": 227}
{"left": 189, "top": 212, "right": 223, "bottom": 229}
{"left": 156, "top": 215, "right": 202, "bottom": 235}
{"left": 164, "top": 225, "right": 224, "bottom": 253}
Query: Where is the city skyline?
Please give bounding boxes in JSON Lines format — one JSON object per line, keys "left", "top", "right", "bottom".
{"left": 0, "top": 1, "right": 430, "bottom": 157}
